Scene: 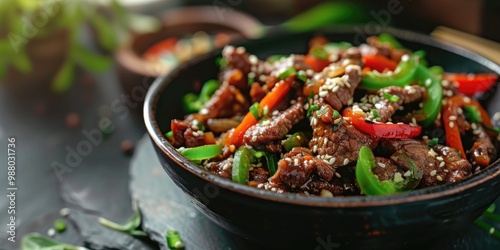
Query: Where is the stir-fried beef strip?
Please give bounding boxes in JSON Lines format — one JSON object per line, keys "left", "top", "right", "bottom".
{"left": 309, "top": 104, "right": 379, "bottom": 168}
{"left": 243, "top": 101, "right": 305, "bottom": 147}
{"left": 432, "top": 144, "right": 472, "bottom": 182}
{"left": 468, "top": 123, "right": 497, "bottom": 170}
{"left": 382, "top": 139, "right": 472, "bottom": 187}
{"left": 356, "top": 85, "right": 427, "bottom": 122}
{"left": 205, "top": 158, "right": 232, "bottom": 179}
{"left": 269, "top": 147, "right": 335, "bottom": 190}
{"left": 299, "top": 166, "right": 359, "bottom": 196}
{"left": 372, "top": 157, "right": 401, "bottom": 181}
{"left": 366, "top": 36, "right": 411, "bottom": 62}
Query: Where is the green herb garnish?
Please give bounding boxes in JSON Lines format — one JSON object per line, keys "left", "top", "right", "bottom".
{"left": 98, "top": 202, "right": 148, "bottom": 237}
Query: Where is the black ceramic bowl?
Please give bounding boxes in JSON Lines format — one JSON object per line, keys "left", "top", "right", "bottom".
{"left": 144, "top": 27, "right": 500, "bottom": 249}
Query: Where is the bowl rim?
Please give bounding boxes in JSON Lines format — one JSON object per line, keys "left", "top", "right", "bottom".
{"left": 144, "top": 27, "right": 500, "bottom": 208}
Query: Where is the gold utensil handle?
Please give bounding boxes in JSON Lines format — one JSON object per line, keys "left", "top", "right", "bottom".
{"left": 431, "top": 26, "right": 500, "bottom": 65}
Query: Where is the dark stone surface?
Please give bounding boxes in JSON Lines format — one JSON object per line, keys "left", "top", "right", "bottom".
{"left": 68, "top": 210, "right": 158, "bottom": 250}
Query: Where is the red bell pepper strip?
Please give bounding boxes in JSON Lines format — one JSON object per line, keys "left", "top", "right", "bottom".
{"left": 442, "top": 95, "right": 494, "bottom": 159}
{"left": 444, "top": 73, "right": 498, "bottom": 96}
{"left": 363, "top": 55, "right": 397, "bottom": 73}
{"left": 143, "top": 38, "right": 178, "bottom": 58}
{"left": 343, "top": 107, "right": 422, "bottom": 139}
{"left": 304, "top": 55, "right": 330, "bottom": 72}
{"left": 226, "top": 77, "right": 294, "bottom": 147}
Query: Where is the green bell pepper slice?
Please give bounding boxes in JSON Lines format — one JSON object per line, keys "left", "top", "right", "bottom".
{"left": 282, "top": 132, "right": 310, "bottom": 152}
{"left": 183, "top": 79, "right": 220, "bottom": 113}
{"left": 178, "top": 144, "right": 222, "bottom": 162}
{"left": 378, "top": 33, "right": 404, "bottom": 49}
{"left": 361, "top": 54, "right": 419, "bottom": 90}
{"left": 355, "top": 146, "right": 422, "bottom": 196}
{"left": 414, "top": 65, "right": 443, "bottom": 127}
{"left": 232, "top": 147, "right": 252, "bottom": 184}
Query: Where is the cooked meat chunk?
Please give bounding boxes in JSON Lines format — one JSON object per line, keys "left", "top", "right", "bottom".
{"left": 382, "top": 139, "right": 447, "bottom": 187}
{"left": 243, "top": 102, "right": 305, "bottom": 146}
{"left": 433, "top": 144, "right": 472, "bottom": 182}
{"left": 205, "top": 158, "right": 232, "bottom": 179}
{"left": 186, "top": 80, "right": 249, "bottom": 124}
{"left": 222, "top": 45, "right": 252, "bottom": 75}
{"left": 469, "top": 127, "right": 497, "bottom": 170}
{"left": 309, "top": 104, "right": 379, "bottom": 167}
{"left": 170, "top": 119, "right": 190, "bottom": 147}
{"left": 270, "top": 147, "right": 335, "bottom": 190}
{"left": 366, "top": 36, "right": 411, "bottom": 62}
{"left": 320, "top": 64, "right": 362, "bottom": 111}
{"left": 249, "top": 167, "right": 269, "bottom": 183}
{"left": 372, "top": 157, "right": 400, "bottom": 181}
{"left": 299, "top": 166, "right": 359, "bottom": 196}
{"left": 373, "top": 86, "right": 426, "bottom": 122}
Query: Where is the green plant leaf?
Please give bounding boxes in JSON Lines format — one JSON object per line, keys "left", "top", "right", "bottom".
{"left": 89, "top": 14, "right": 117, "bottom": 51}
{"left": 74, "top": 44, "right": 112, "bottom": 72}
{"left": 51, "top": 62, "right": 75, "bottom": 92}
{"left": 21, "top": 233, "right": 88, "bottom": 250}
{"left": 0, "top": 60, "right": 7, "bottom": 79}
{"left": 11, "top": 51, "right": 32, "bottom": 73}
{"left": 98, "top": 202, "right": 146, "bottom": 236}
{"left": 281, "top": 2, "right": 362, "bottom": 32}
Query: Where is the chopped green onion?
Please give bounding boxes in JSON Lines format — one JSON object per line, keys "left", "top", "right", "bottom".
{"left": 427, "top": 138, "right": 439, "bottom": 147}
{"left": 474, "top": 219, "right": 500, "bottom": 238}
{"left": 485, "top": 126, "right": 500, "bottom": 133}
{"left": 165, "top": 131, "right": 174, "bottom": 139}
{"left": 178, "top": 144, "right": 222, "bottom": 161}
{"left": 166, "top": 230, "right": 185, "bottom": 249}
{"left": 183, "top": 79, "right": 220, "bottom": 113}
{"left": 192, "top": 120, "right": 205, "bottom": 131}
{"left": 316, "top": 105, "right": 328, "bottom": 117}
{"left": 278, "top": 67, "right": 297, "bottom": 80}
{"left": 199, "top": 80, "right": 220, "bottom": 103}
{"left": 216, "top": 56, "right": 228, "bottom": 68}
{"left": 307, "top": 104, "right": 319, "bottom": 118}
{"left": 248, "top": 76, "right": 255, "bottom": 85}
{"left": 266, "top": 55, "right": 286, "bottom": 64}
{"left": 250, "top": 102, "right": 263, "bottom": 120}
{"left": 371, "top": 109, "right": 379, "bottom": 120}
{"left": 333, "top": 109, "right": 340, "bottom": 117}
{"left": 282, "top": 132, "right": 309, "bottom": 152}
{"left": 311, "top": 46, "right": 328, "bottom": 60}
{"left": 382, "top": 92, "right": 400, "bottom": 103}
{"left": 54, "top": 219, "right": 66, "bottom": 232}
{"left": 463, "top": 105, "right": 482, "bottom": 123}
{"left": 297, "top": 70, "right": 307, "bottom": 82}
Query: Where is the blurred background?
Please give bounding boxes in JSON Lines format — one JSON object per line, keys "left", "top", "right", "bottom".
{"left": 0, "top": 0, "right": 499, "bottom": 249}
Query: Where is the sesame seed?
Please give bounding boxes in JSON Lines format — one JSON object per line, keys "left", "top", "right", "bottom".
{"left": 251, "top": 135, "right": 257, "bottom": 142}
{"left": 47, "top": 228, "right": 56, "bottom": 237}
{"left": 198, "top": 130, "right": 204, "bottom": 136}
{"left": 343, "top": 158, "right": 349, "bottom": 166}
{"left": 312, "top": 145, "right": 318, "bottom": 153}
{"left": 394, "top": 173, "right": 404, "bottom": 183}
{"left": 248, "top": 54, "right": 258, "bottom": 65}
{"left": 319, "top": 91, "right": 329, "bottom": 97}
{"left": 441, "top": 80, "right": 450, "bottom": 87}
{"left": 490, "top": 227, "right": 495, "bottom": 234}
{"left": 377, "top": 162, "right": 386, "bottom": 168}
{"left": 430, "top": 170, "right": 437, "bottom": 176}
{"left": 464, "top": 97, "right": 471, "bottom": 103}
{"left": 192, "top": 131, "right": 199, "bottom": 137}
{"left": 328, "top": 158, "right": 336, "bottom": 165}
{"left": 60, "top": 208, "right": 70, "bottom": 217}
{"left": 449, "top": 122, "right": 455, "bottom": 128}
{"left": 323, "top": 138, "right": 328, "bottom": 145}
{"left": 320, "top": 189, "right": 334, "bottom": 198}
{"left": 401, "top": 54, "right": 410, "bottom": 61}
{"left": 439, "top": 162, "right": 445, "bottom": 168}
{"left": 404, "top": 171, "right": 411, "bottom": 177}
{"left": 294, "top": 158, "right": 300, "bottom": 166}
{"left": 334, "top": 118, "right": 342, "bottom": 125}
{"left": 471, "top": 123, "right": 478, "bottom": 130}
{"left": 285, "top": 157, "right": 292, "bottom": 163}
{"left": 436, "top": 175, "right": 443, "bottom": 181}
{"left": 428, "top": 149, "right": 438, "bottom": 157}
{"left": 449, "top": 115, "right": 457, "bottom": 121}
{"left": 493, "top": 112, "right": 500, "bottom": 121}
{"left": 236, "top": 46, "right": 246, "bottom": 54}
{"left": 473, "top": 129, "right": 481, "bottom": 135}
{"left": 425, "top": 79, "right": 432, "bottom": 87}
{"left": 436, "top": 156, "right": 444, "bottom": 161}
{"left": 335, "top": 172, "right": 341, "bottom": 178}
{"left": 229, "top": 145, "right": 236, "bottom": 152}
{"left": 223, "top": 163, "right": 231, "bottom": 171}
